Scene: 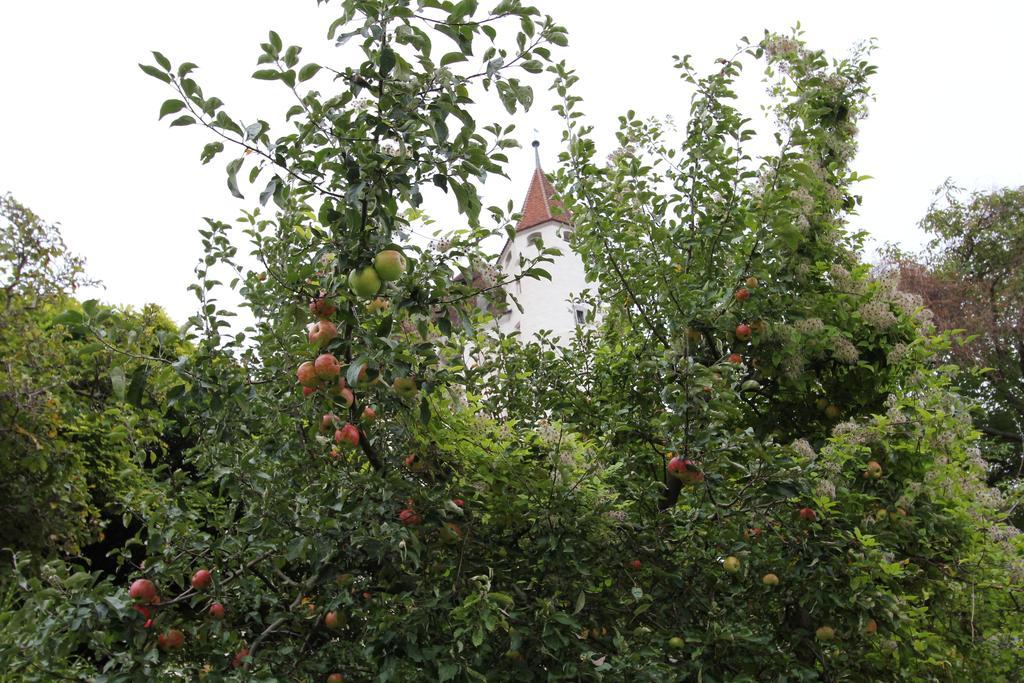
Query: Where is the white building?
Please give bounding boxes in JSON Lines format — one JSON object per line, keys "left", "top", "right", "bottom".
{"left": 493, "top": 142, "right": 592, "bottom": 343}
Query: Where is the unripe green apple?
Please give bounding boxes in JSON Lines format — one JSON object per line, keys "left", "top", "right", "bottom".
{"left": 762, "top": 573, "right": 779, "bottom": 586}
{"left": 824, "top": 404, "right": 842, "bottom": 420}
{"left": 392, "top": 376, "right": 418, "bottom": 399}
{"left": 668, "top": 636, "right": 685, "bottom": 650}
{"left": 348, "top": 266, "right": 381, "bottom": 298}
{"left": 815, "top": 625, "right": 835, "bottom": 641}
{"left": 373, "top": 250, "right": 407, "bottom": 281}
{"left": 723, "top": 556, "right": 740, "bottom": 572}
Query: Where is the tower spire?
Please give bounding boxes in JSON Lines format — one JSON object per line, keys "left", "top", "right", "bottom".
{"left": 515, "top": 139, "right": 572, "bottom": 232}
{"left": 532, "top": 139, "right": 541, "bottom": 169}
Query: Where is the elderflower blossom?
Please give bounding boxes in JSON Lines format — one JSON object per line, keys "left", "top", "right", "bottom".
{"left": 791, "top": 186, "right": 815, "bottom": 214}
{"left": 764, "top": 35, "right": 800, "bottom": 59}
{"left": 815, "top": 479, "right": 836, "bottom": 500}
{"left": 791, "top": 438, "right": 817, "bottom": 461}
{"left": 831, "top": 336, "right": 860, "bottom": 364}
{"left": 859, "top": 300, "right": 899, "bottom": 329}
{"left": 795, "top": 318, "right": 825, "bottom": 334}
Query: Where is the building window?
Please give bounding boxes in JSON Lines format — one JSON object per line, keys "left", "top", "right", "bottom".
{"left": 574, "top": 308, "right": 586, "bottom": 326}
{"left": 561, "top": 228, "right": 574, "bottom": 241}
{"left": 503, "top": 252, "right": 512, "bottom": 268}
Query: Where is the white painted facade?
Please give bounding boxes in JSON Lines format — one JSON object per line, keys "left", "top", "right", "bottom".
{"left": 493, "top": 219, "right": 593, "bottom": 344}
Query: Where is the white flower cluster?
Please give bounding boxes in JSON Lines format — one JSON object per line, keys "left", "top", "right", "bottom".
{"left": 884, "top": 394, "right": 898, "bottom": 409}
{"left": 795, "top": 215, "right": 811, "bottom": 233}
{"left": 399, "top": 318, "right": 418, "bottom": 335}
{"left": 795, "top": 261, "right": 811, "bottom": 276}
{"left": 886, "top": 343, "right": 908, "bottom": 365}
{"left": 832, "top": 420, "right": 863, "bottom": 440}
{"left": 831, "top": 336, "right": 860, "bottom": 363}
{"left": 815, "top": 479, "right": 836, "bottom": 500}
{"left": 782, "top": 354, "right": 806, "bottom": 380}
{"left": 988, "top": 525, "right": 1020, "bottom": 543}
{"left": 859, "top": 300, "right": 899, "bottom": 329}
{"left": 795, "top": 317, "right": 825, "bottom": 334}
{"left": 791, "top": 186, "right": 815, "bottom": 214}
{"left": 536, "top": 419, "right": 560, "bottom": 445}
{"left": 824, "top": 131, "right": 857, "bottom": 163}
{"left": 791, "top": 438, "right": 817, "bottom": 461}
{"left": 764, "top": 35, "right": 801, "bottom": 59}
{"left": 431, "top": 237, "right": 452, "bottom": 252}
{"left": 876, "top": 270, "right": 901, "bottom": 295}
{"left": 604, "top": 510, "right": 627, "bottom": 523}
{"left": 378, "top": 140, "right": 402, "bottom": 157}
{"left": 890, "top": 290, "right": 923, "bottom": 316}
{"left": 824, "top": 183, "right": 842, "bottom": 206}
{"left": 886, "top": 404, "right": 908, "bottom": 425}
{"left": 469, "top": 259, "right": 499, "bottom": 289}
{"left": 829, "top": 264, "right": 852, "bottom": 290}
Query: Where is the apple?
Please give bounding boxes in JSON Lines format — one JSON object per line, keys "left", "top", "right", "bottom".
{"left": 392, "top": 376, "right": 418, "bottom": 399}
{"left": 815, "top": 625, "right": 835, "bottom": 641}
{"left": 309, "top": 295, "right": 336, "bottom": 318}
{"left": 452, "top": 498, "right": 465, "bottom": 508}
{"left": 335, "top": 423, "right": 360, "bottom": 448}
{"left": 723, "top": 556, "right": 741, "bottom": 572}
{"left": 864, "top": 460, "right": 883, "bottom": 479}
{"left": 824, "top": 404, "right": 842, "bottom": 420}
{"left": 798, "top": 507, "right": 817, "bottom": 522}
{"left": 735, "top": 323, "right": 752, "bottom": 341}
{"left": 327, "top": 675, "right": 345, "bottom": 683}
{"left": 628, "top": 559, "right": 642, "bottom": 571}
{"left": 404, "top": 453, "right": 417, "bottom": 468}
{"left": 191, "top": 569, "right": 213, "bottom": 590}
{"left": 865, "top": 618, "right": 878, "bottom": 635}
{"left": 750, "top": 319, "right": 768, "bottom": 335}
{"left": 133, "top": 604, "right": 154, "bottom": 628}
{"left": 361, "top": 406, "right": 377, "bottom": 422}
{"left": 667, "top": 456, "right": 704, "bottom": 484}
{"left": 209, "top": 602, "right": 225, "bottom": 619}
{"left": 314, "top": 353, "right": 341, "bottom": 380}
{"left": 348, "top": 266, "right": 381, "bottom": 298}
{"left": 728, "top": 353, "right": 743, "bottom": 364}
{"left": 320, "top": 413, "right": 338, "bottom": 433}
{"left": 374, "top": 249, "right": 407, "bottom": 281}
{"left": 762, "top": 573, "right": 779, "bottom": 586}
{"left": 302, "top": 386, "right": 317, "bottom": 398}
{"left": 157, "top": 629, "right": 185, "bottom": 650}
{"left": 734, "top": 287, "right": 750, "bottom": 301}
{"left": 308, "top": 320, "right": 338, "bottom": 346}
{"left": 129, "top": 578, "right": 158, "bottom": 604}
{"left": 324, "top": 610, "right": 346, "bottom": 630}
{"left": 398, "top": 508, "right": 422, "bottom": 526}
{"left": 297, "top": 361, "right": 320, "bottom": 388}
{"left": 439, "top": 522, "right": 463, "bottom": 544}
{"left": 668, "top": 636, "right": 686, "bottom": 650}
{"left": 743, "top": 527, "right": 762, "bottom": 541}
{"left": 232, "top": 648, "right": 250, "bottom": 669}
{"left": 745, "top": 276, "right": 759, "bottom": 288}
{"left": 815, "top": 398, "right": 829, "bottom": 411}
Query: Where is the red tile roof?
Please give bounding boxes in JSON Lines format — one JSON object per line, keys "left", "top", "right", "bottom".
{"left": 516, "top": 166, "right": 571, "bottom": 231}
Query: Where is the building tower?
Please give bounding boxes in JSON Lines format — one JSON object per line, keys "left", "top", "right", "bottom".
{"left": 493, "top": 141, "right": 591, "bottom": 342}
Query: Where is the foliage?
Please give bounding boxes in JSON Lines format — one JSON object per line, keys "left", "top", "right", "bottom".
{"left": 887, "top": 184, "right": 1024, "bottom": 526}
{"left": 1, "top": 4, "right": 1022, "bottom": 683}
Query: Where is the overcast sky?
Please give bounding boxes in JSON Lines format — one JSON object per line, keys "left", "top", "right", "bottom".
{"left": 1, "top": 1, "right": 1022, "bottom": 325}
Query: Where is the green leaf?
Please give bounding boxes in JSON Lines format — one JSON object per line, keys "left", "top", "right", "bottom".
{"left": 110, "top": 366, "right": 127, "bottom": 402}
{"left": 440, "top": 52, "right": 467, "bottom": 67}
{"left": 139, "top": 64, "right": 171, "bottom": 83}
{"left": 574, "top": 591, "right": 586, "bottom": 614}
{"left": 158, "top": 99, "right": 186, "bottom": 119}
{"left": 151, "top": 51, "right": 172, "bottom": 71}
{"left": 438, "top": 663, "right": 458, "bottom": 682}
{"left": 169, "top": 115, "right": 196, "bottom": 127}
{"left": 268, "top": 30, "right": 282, "bottom": 52}
{"left": 200, "top": 142, "right": 224, "bottom": 164}
{"left": 127, "top": 366, "right": 149, "bottom": 407}
{"left": 520, "top": 60, "right": 543, "bottom": 74}
{"left": 298, "top": 63, "right": 321, "bottom": 82}
{"left": 226, "top": 158, "right": 245, "bottom": 199}
{"left": 380, "top": 46, "right": 396, "bottom": 76}
{"left": 178, "top": 62, "right": 198, "bottom": 78}
{"left": 253, "top": 69, "right": 281, "bottom": 81}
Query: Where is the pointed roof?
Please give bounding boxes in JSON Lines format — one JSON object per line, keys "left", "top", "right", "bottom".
{"left": 515, "top": 141, "right": 571, "bottom": 231}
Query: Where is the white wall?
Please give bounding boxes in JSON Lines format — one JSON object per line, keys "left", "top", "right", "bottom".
{"left": 494, "top": 219, "right": 593, "bottom": 344}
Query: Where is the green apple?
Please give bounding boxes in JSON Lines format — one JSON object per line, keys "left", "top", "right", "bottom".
{"left": 373, "top": 250, "right": 406, "bottom": 281}
{"left": 392, "top": 376, "right": 418, "bottom": 399}
{"left": 762, "top": 573, "right": 779, "bottom": 586}
{"left": 723, "top": 556, "right": 741, "bottom": 572}
{"left": 348, "top": 266, "right": 381, "bottom": 298}
{"left": 668, "top": 636, "right": 685, "bottom": 650}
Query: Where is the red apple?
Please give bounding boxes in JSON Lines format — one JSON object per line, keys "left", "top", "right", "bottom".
{"left": 864, "top": 460, "right": 883, "bottom": 479}
{"left": 799, "top": 507, "right": 817, "bottom": 522}
{"left": 308, "top": 320, "right": 338, "bottom": 346}
{"left": 398, "top": 508, "right": 422, "bottom": 526}
{"left": 302, "top": 386, "right": 317, "bottom": 398}
{"left": 129, "top": 578, "right": 158, "bottom": 604}
{"left": 320, "top": 413, "right": 338, "bottom": 433}
{"left": 667, "top": 456, "right": 704, "bottom": 484}
{"left": 734, "top": 287, "right": 750, "bottom": 301}
{"left": 628, "top": 559, "right": 642, "bottom": 571}
{"left": 309, "top": 295, "right": 336, "bottom": 318}
{"left": 735, "top": 323, "right": 752, "bottom": 341}
{"left": 439, "top": 522, "right": 463, "bottom": 544}
{"left": 297, "top": 361, "right": 320, "bottom": 387}
{"left": 361, "top": 406, "right": 377, "bottom": 422}
{"left": 191, "top": 569, "right": 212, "bottom": 590}
{"left": 209, "top": 602, "right": 225, "bottom": 619}
{"left": 728, "top": 353, "right": 743, "bottom": 364}
{"left": 452, "top": 498, "right": 465, "bottom": 508}
{"left": 334, "top": 423, "right": 360, "bottom": 448}
{"left": 327, "top": 675, "right": 345, "bottom": 683}
{"left": 324, "top": 610, "right": 345, "bottom": 630}
{"left": 157, "top": 628, "right": 185, "bottom": 650}
{"left": 232, "top": 648, "right": 250, "bottom": 669}
{"left": 133, "top": 603, "right": 154, "bottom": 628}
{"left": 314, "top": 353, "right": 341, "bottom": 380}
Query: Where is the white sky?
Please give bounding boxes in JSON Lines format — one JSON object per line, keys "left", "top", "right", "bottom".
{"left": 1, "top": 1, "right": 1022, "bottom": 325}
